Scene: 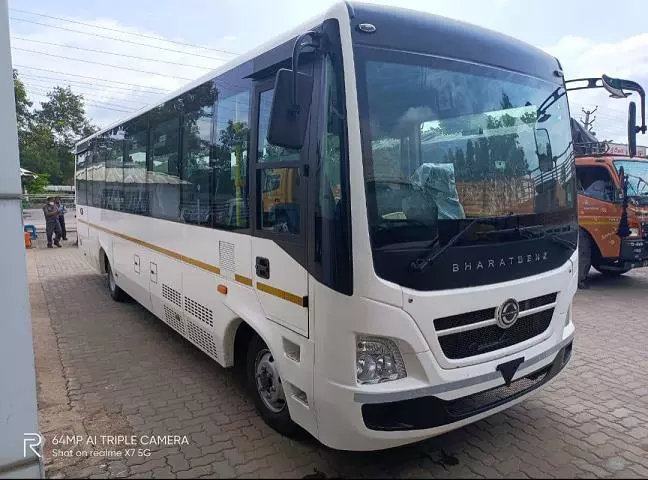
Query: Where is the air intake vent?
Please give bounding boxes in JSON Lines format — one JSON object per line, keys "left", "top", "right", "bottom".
{"left": 434, "top": 293, "right": 558, "bottom": 359}
{"left": 184, "top": 296, "right": 214, "bottom": 327}
{"left": 163, "top": 305, "right": 185, "bottom": 334}
{"left": 186, "top": 319, "right": 218, "bottom": 360}
{"left": 439, "top": 309, "right": 554, "bottom": 359}
{"left": 219, "top": 241, "right": 235, "bottom": 272}
{"left": 162, "top": 284, "right": 182, "bottom": 308}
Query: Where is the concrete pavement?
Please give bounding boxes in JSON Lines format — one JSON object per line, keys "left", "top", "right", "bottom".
{"left": 27, "top": 234, "right": 648, "bottom": 478}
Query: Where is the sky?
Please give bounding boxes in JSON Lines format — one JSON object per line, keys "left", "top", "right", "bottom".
{"left": 8, "top": 0, "right": 648, "bottom": 144}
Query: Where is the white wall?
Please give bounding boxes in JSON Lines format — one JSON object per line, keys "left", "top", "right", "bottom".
{"left": 0, "top": 0, "right": 43, "bottom": 476}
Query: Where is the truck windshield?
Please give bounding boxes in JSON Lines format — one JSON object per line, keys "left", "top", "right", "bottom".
{"left": 355, "top": 46, "right": 577, "bottom": 290}
{"left": 614, "top": 159, "right": 648, "bottom": 197}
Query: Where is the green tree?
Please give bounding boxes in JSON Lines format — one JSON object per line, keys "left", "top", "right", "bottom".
{"left": 13, "top": 70, "right": 32, "bottom": 135}
{"left": 23, "top": 173, "right": 50, "bottom": 194}
{"left": 16, "top": 83, "right": 98, "bottom": 185}
{"left": 36, "top": 86, "right": 96, "bottom": 148}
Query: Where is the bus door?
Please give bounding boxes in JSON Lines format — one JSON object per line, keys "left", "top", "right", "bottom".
{"left": 249, "top": 71, "right": 314, "bottom": 338}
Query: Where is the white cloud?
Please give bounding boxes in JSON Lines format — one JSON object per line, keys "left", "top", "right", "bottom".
{"left": 544, "top": 34, "right": 648, "bottom": 144}
{"left": 10, "top": 17, "right": 236, "bottom": 129}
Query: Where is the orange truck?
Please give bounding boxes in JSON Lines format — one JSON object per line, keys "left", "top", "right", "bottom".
{"left": 564, "top": 75, "right": 648, "bottom": 283}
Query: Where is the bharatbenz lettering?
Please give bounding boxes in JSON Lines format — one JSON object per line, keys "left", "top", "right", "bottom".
{"left": 452, "top": 251, "right": 550, "bottom": 274}
{"left": 75, "top": 2, "right": 576, "bottom": 451}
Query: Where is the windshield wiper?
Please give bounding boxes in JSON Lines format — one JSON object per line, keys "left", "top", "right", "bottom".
{"left": 410, "top": 213, "right": 514, "bottom": 273}
{"left": 372, "top": 219, "right": 433, "bottom": 232}
{"left": 625, "top": 173, "right": 648, "bottom": 196}
{"left": 519, "top": 227, "right": 577, "bottom": 250}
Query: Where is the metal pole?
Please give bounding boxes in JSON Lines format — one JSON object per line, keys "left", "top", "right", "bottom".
{"left": 0, "top": 0, "right": 43, "bottom": 476}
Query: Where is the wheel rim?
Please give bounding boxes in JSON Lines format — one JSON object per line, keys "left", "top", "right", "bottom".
{"left": 108, "top": 268, "right": 116, "bottom": 293}
{"left": 254, "top": 349, "right": 286, "bottom": 413}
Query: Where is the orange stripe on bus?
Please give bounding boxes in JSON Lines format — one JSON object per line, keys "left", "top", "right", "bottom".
{"left": 256, "top": 282, "right": 306, "bottom": 307}
{"left": 78, "top": 219, "right": 305, "bottom": 306}
{"left": 235, "top": 274, "right": 253, "bottom": 286}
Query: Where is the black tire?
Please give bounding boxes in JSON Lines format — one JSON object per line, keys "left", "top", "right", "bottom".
{"left": 246, "top": 335, "right": 299, "bottom": 437}
{"left": 107, "top": 261, "right": 127, "bottom": 302}
{"left": 578, "top": 228, "right": 592, "bottom": 283}
{"left": 593, "top": 265, "right": 632, "bottom": 277}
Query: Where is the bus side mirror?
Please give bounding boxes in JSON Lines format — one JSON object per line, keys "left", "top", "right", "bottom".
{"left": 267, "top": 68, "right": 314, "bottom": 150}
{"left": 535, "top": 127, "right": 553, "bottom": 172}
{"left": 628, "top": 101, "right": 637, "bottom": 158}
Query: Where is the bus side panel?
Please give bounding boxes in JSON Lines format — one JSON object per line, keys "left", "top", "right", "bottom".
{"left": 77, "top": 206, "right": 91, "bottom": 267}
{"left": 250, "top": 238, "right": 309, "bottom": 337}
{"left": 181, "top": 265, "right": 235, "bottom": 365}
{"left": 86, "top": 208, "right": 104, "bottom": 273}
{"left": 112, "top": 235, "right": 152, "bottom": 311}
{"left": 149, "top": 250, "right": 186, "bottom": 342}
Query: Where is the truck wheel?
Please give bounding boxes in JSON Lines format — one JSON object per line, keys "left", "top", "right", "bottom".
{"left": 246, "top": 335, "right": 299, "bottom": 437}
{"left": 107, "top": 261, "right": 127, "bottom": 302}
{"left": 578, "top": 229, "right": 591, "bottom": 283}
{"left": 593, "top": 265, "right": 631, "bottom": 276}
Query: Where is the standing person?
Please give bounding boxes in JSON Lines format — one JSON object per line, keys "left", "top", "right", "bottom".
{"left": 43, "top": 197, "right": 62, "bottom": 248}
{"left": 54, "top": 197, "right": 67, "bottom": 241}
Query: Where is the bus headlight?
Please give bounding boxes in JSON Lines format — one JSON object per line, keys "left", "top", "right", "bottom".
{"left": 629, "top": 227, "right": 641, "bottom": 238}
{"left": 356, "top": 336, "right": 407, "bottom": 384}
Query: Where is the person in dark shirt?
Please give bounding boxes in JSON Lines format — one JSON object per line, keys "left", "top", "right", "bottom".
{"left": 54, "top": 197, "right": 67, "bottom": 241}
{"left": 43, "top": 197, "right": 62, "bottom": 248}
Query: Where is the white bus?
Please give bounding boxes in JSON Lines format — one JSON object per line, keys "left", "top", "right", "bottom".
{"left": 75, "top": 2, "right": 577, "bottom": 451}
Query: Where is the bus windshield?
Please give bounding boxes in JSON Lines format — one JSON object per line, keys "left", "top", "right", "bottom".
{"left": 356, "top": 47, "right": 576, "bottom": 253}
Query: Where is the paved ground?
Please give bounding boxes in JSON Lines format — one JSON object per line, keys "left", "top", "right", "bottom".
{"left": 27, "top": 233, "right": 648, "bottom": 479}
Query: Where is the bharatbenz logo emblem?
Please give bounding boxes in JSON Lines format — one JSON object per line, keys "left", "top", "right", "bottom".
{"left": 452, "top": 251, "right": 549, "bottom": 273}
{"left": 495, "top": 299, "right": 520, "bottom": 329}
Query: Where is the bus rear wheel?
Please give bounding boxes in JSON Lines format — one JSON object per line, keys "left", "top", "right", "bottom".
{"left": 107, "top": 261, "right": 127, "bottom": 302}
{"left": 246, "top": 335, "right": 299, "bottom": 437}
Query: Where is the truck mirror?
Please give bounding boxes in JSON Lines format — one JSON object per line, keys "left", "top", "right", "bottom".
{"left": 628, "top": 101, "right": 638, "bottom": 158}
{"left": 267, "top": 68, "right": 314, "bottom": 150}
{"left": 535, "top": 127, "right": 553, "bottom": 172}
{"left": 602, "top": 74, "right": 631, "bottom": 99}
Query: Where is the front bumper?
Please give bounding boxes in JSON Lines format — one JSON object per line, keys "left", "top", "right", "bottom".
{"left": 314, "top": 333, "right": 574, "bottom": 451}
{"left": 619, "top": 237, "right": 648, "bottom": 268}
{"left": 361, "top": 339, "right": 572, "bottom": 431}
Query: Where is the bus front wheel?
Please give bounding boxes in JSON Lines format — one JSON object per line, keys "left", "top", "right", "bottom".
{"left": 246, "top": 335, "right": 299, "bottom": 437}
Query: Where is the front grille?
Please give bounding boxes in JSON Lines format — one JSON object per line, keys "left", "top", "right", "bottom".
{"left": 438, "top": 308, "right": 554, "bottom": 359}
{"left": 521, "top": 292, "right": 557, "bottom": 311}
{"left": 434, "top": 292, "right": 557, "bottom": 332}
{"left": 434, "top": 306, "right": 495, "bottom": 331}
